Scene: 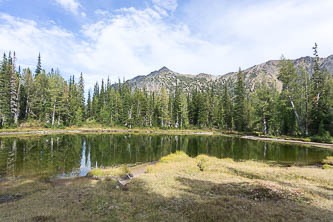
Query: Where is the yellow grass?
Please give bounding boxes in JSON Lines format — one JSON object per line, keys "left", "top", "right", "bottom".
{"left": 0, "top": 152, "right": 333, "bottom": 221}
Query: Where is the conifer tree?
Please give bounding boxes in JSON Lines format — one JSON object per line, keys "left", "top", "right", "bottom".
{"left": 159, "top": 87, "right": 169, "bottom": 127}
{"left": 309, "top": 43, "right": 330, "bottom": 135}
{"left": 9, "top": 52, "right": 20, "bottom": 125}
{"left": 233, "top": 68, "right": 246, "bottom": 131}
{"left": 87, "top": 90, "right": 92, "bottom": 118}
{"left": 179, "top": 92, "right": 189, "bottom": 128}
{"left": 278, "top": 57, "right": 304, "bottom": 134}
{"left": 21, "top": 68, "right": 34, "bottom": 120}
{"left": 222, "top": 82, "right": 232, "bottom": 130}
{"left": 35, "top": 53, "right": 42, "bottom": 78}
{"left": 253, "top": 80, "right": 277, "bottom": 134}
{"left": 0, "top": 53, "right": 11, "bottom": 127}
{"left": 78, "top": 73, "right": 85, "bottom": 118}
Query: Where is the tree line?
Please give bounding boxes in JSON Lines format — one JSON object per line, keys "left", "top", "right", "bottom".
{"left": 0, "top": 44, "right": 332, "bottom": 140}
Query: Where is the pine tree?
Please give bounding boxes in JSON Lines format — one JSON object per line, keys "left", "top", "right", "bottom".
{"left": 9, "top": 52, "right": 20, "bottom": 125}
{"left": 30, "top": 70, "right": 50, "bottom": 123}
{"left": 159, "top": 87, "right": 169, "bottom": 127}
{"left": 222, "top": 82, "right": 232, "bottom": 130}
{"left": 0, "top": 53, "right": 11, "bottom": 127}
{"left": 179, "top": 92, "right": 189, "bottom": 128}
{"left": 87, "top": 90, "right": 92, "bottom": 118}
{"left": 21, "top": 68, "right": 34, "bottom": 120}
{"left": 35, "top": 53, "right": 42, "bottom": 78}
{"left": 78, "top": 73, "right": 85, "bottom": 118}
{"left": 309, "top": 43, "right": 330, "bottom": 135}
{"left": 253, "top": 79, "right": 277, "bottom": 135}
{"left": 278, "top": 57, "right": 304, "bottom": 135}
{"left": 173, "top": 84, "right": 181, "bottom": 128}
{"left": 49, "top": 70, "right": 66, "bottom": 127}
{"left": 92, "top": 82, "right": 100, "bottom": 119}
{"left": 197, "top": 93, "right": 208, "bottom": 128}
{"left": 233, "top": 68, "right": 246, "bottom": 131}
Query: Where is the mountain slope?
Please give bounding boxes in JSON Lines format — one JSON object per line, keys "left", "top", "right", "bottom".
{"left": 125, "top": 55, "right": 333, "bottom": 93}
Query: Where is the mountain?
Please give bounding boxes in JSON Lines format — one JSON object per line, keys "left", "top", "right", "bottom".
{"left": 124, "top": 55, "right": 333, "bottom": 93}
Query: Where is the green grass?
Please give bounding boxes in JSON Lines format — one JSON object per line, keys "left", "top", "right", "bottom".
{"left": 323, "top": 156, "right": 333, "bottom": 165}
{"left": 87, "top": 165, "right": 132, "bottom": 177}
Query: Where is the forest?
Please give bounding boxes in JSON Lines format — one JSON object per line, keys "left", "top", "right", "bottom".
{"left": 0, "top": 45, "right": 332, "bottom": 142}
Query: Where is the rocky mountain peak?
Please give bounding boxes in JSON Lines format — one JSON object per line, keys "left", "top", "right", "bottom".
{"left": 124, "top": 54, "right": 333, "bottom": 93}
{"left": 158, "top": 66, "right": 171, "bottom": 72}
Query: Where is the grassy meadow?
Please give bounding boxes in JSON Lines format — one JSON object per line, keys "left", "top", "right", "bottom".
{"left": 1, "top": 152, "right": 333, "bottom": 221}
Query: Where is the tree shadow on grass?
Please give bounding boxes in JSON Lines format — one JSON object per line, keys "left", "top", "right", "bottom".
{"left": 1, "top": 175, "right": 333, "bottom": 222}
{"left": 223, "top": 166, "right": 333, "bottom": 202}
{"left": 171, "top": 177, "right": 332, "bottom": 222}
{"left": 85, "top": 176, "right": 333, "bottom": 222}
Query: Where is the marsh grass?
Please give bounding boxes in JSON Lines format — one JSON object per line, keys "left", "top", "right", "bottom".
{"left": 323, "top": 156, "right": 333, "bottom": 165}
{"left": 1, "top": 152, "right": 333, "bottom": 221}
{"left": 87, "top": 165, "right": 131, "bottom": 177}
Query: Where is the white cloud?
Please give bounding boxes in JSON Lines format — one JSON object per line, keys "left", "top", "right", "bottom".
{"left": 0, "top": 13, "right": 80, "bottom": 79}
{"left": 77, "top": 6, "right": 229, "bottom": 87}
{"left": 181, "top": 0, "right": 333, "bottom": 71}
{"left": 1, "top": 0, "right": 333, "bottom": 91}
{"left": 152, "top": 0, "right": 178, "bottom": 11}
{"left": 55, "top": 0, "right": 82, "bottom": 15}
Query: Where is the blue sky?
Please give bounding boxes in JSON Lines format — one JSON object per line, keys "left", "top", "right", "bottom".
{"left": 1, "top": 0, "right": 333, "bottom": 90}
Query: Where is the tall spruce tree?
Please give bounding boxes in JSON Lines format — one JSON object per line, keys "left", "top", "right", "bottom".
{"left": 35, "top": 53, "right": 42, "bottom": 78}
{"left": 222, "top": 82, "right": 232, "bottom": 130}
{"left": 309, "top": 43, "right": 330, "bottom": 135}
{"left": 253, "top": 79, "right": 277, "bottom": 135}
{"left": 87, "top": 90, "right": 92, "bottom": 118}
{"left": 9, "top": 52, "right": 20, "bottom": 125}
{"left": 278, "top": 57, "right": 304, "bottom": 134}
{"left": 0, "top": 53, "right": 11, "bottom": 127}
{"left": 78, "top": 73, "right": 85, "bottom": 118}
{"left": 233, "top": 68, "right": 246, "bottom": 131}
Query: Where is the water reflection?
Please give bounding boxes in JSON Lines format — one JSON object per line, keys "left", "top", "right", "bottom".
{"left": 79, "top": 140, "right": 91, "bottom": 177}
{"left": 0, "top": 134, "right": 332, "bottom": 178}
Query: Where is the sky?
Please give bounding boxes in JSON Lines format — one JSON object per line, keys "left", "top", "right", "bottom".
{"left": 1, "top": 0, "right": 333, "bottom": 90}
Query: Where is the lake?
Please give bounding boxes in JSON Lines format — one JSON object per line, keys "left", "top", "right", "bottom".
{"left": 0, "top": 134, "right": 332, "bottom": 178}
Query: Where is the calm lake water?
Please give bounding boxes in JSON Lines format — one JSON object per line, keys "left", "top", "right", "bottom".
{"left": 0, "top": 134, "right": 332, "bottom": 178}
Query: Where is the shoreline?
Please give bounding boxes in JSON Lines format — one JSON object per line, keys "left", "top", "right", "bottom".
{"left": 0, "top": 127, "right": 332, "bottom": 149}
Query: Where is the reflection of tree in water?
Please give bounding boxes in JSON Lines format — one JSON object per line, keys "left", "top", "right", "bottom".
{"left": 0, "top": 134, "right": 333, "bottom": 177}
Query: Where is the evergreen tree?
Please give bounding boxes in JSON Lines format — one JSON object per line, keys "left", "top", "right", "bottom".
{"left": 253, "top": 79, "right": 277, "bottom": 135}
{"left": 0, "top": 53, "right": 11, "bottom": 127}
{"left": 278, "top": 57, "right": 304, "bottom": 135}
{"left": 233, "top": 68, "right": 246, "bottom": 131}
{"left": 35, "top": 53, "right": 42, "bottom": 77}
{"left": 179, "top": 92, "right": 189, "bottom": 128}
{"left": 9, "top": 52, "right": 20, "bottom": 125}
{"left": 197, "top": 93, "right": 208, "bottom": 127}
{"left": 222, "top": 82, "right": 232, "bottom": 130}
{"left": 78, "top": 73, "right": 85, "bottom": 118}
{"left": 87, "top": 90, "right": 92, "bottom": 118}
{"left": 159, "top": 87, "right": 169, "bottom": 127}
{"left": 309, "top": 43, "right": 331, "bottom": 135}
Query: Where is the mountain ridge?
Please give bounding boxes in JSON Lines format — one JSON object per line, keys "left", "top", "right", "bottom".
{"left": 124, "top": 55, "right": 333, "bottom": 93}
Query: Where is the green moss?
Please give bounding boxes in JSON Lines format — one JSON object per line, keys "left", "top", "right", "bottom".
{"left": 322, "top": 156, "right": 333, "bottom": 165}
{"left": 323, "top": 164, "right": 333, "bottom": 170}
{"left": 160, "top": 151, "right": 188, "bottom": 163}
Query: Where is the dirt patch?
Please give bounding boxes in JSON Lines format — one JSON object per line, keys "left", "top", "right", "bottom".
{"left": 0, "top": 193, "right": 23, "bottom": 204}
{"left": 242, "top": 187, "right": 283, "bottom": 201}
{"left": 31, "top": 215, "right": 56, "bottom": 222}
